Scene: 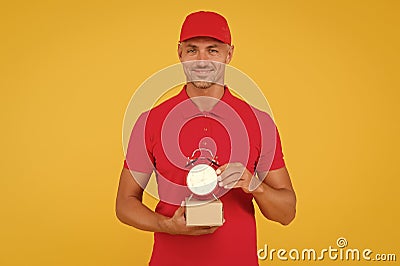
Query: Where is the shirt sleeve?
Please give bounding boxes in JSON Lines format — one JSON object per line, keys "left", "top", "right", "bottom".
{"left": 269, "top": 127, "right": 285, "bottom": 170}
{"left": 253, "top": 109, "right": 285, "bottom": 172}
{"left": 123, "top": 111, "right": 154, "bottom": 173}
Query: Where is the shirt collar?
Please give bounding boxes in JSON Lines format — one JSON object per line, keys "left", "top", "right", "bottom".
{"left": 178, "top": 85, "right": 235, "bottom": 119}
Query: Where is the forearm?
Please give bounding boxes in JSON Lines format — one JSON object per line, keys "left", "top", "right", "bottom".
{"left": 252, "top": 183, "right": 296, "bottom": 225}
{"left": 116, "top": 196, "right": 218, "bottom": 236}
{"left": 116, "top": 168, "right": 217, "bottom": 236}
{"left": 116, "top": 196, "right": 168, "bottom": 233}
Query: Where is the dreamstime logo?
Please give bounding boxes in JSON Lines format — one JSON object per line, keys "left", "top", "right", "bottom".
{"left": 336, "top": 237, "right": 348, "bottom": 248}
{"left": 258, "top": 237, "right": 397, "bottom": 262}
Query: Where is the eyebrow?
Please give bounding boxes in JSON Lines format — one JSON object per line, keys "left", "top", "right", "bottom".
{"left": 185, "top": 44, "right": 220, "bottom": 49}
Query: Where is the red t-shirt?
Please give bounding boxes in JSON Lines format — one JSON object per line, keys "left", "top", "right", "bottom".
{"left": 124, "top": 86, "right": 285, "bottom": 266}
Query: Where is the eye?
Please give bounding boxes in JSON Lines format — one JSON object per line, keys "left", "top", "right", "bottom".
{"left": 209, "top": 49, "right": 219, "bottom": 54}
{"left": 187, "top": 48, "right": 197, "bottom": 54}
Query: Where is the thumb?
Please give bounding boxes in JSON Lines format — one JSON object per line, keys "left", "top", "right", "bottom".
{"left": 174, "top": 205, "right": 185, "bottom": 218}
{"left": 216, "top": 163, "right": 229, "bottom": 175}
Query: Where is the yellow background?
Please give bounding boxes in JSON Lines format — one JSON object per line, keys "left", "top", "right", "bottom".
{"left": 1, "top": 0, "right": 399, "bottom": 265}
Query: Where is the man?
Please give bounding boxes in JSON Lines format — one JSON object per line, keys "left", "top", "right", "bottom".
{"left": 116, "top": 11, "right": 296, "bottom": 265}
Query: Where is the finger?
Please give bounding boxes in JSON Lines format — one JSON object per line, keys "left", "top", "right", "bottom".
{"left": 223, "top": 179, "right": 245, "bottom": 189}
{"left": 207, "top": 226, "right": 219, "bottom": 234}
{"left": 216, "top": 163, "right": 229, "bottom": 175}
{"left": 187, "top": 225, "right": 216, "bottom": 230}
{"left": 218, "top": 168, "right": 247, "bottom": 187}
{"left": 174, "top": 206, "right": 185, "bottom": 218}
{"left": 218, "top": 171, "right": 243, "bottom": 187}
{"left": 190, "top": 226, "right": 219, "bottom": 235}
{"left": 217, "top": 167, "right": 242, "bottom": 181}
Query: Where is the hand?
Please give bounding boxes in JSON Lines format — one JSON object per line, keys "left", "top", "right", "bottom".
{"left": 160, "top": 204, "right": 220, "bottom": 236}
{"left": 216, "top": 163, "right": 263, "bottom": 194}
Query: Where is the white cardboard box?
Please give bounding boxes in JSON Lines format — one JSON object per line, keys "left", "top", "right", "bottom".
{"left": 185, "top": 198, "right": 223, "bottom": 226}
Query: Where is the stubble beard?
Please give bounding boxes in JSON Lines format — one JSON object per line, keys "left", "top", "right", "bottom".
{"left": 192, "top": 81, "right": 213, "bottom": 89}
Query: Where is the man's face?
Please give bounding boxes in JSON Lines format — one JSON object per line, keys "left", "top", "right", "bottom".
{"left": 178, "top": 36, "right": 234, "bottom": 89}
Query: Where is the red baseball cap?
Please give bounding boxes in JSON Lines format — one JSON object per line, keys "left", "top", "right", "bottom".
{"left": 179, "top": 11, "right": 231, "bottom": 45}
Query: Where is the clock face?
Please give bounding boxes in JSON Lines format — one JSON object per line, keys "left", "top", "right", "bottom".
{"left": 186, "top": 164, "right": 218, "bottom": 196}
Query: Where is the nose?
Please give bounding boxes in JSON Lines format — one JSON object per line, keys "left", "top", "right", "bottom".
{"left": 196, "top": 50, "right": 209, "bottom": 61}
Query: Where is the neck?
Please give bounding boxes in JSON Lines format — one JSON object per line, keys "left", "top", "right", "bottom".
{"left": 185, "top": 83, "right": 225, "bottom": 99}
{"left": 185, "top": 83, "right": 225, "bottom": 112}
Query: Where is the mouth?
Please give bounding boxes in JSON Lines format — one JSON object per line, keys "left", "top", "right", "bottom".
{"left": 191, "top": 69, "right": 214, "bottom": 73}
{"left": 191, "top": 69, "right": 215, "bottom": 78}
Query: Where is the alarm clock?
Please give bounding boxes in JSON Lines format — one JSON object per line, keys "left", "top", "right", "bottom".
{"left": 186, "top": 164, "right": 218, "bottom": 196}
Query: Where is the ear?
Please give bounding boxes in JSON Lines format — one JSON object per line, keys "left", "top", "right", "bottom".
{"left": 177, "top": 42, "right": 183, "bottom": 61}
{"left": 225, "top": 45, "right": 234, "bottom": 64}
